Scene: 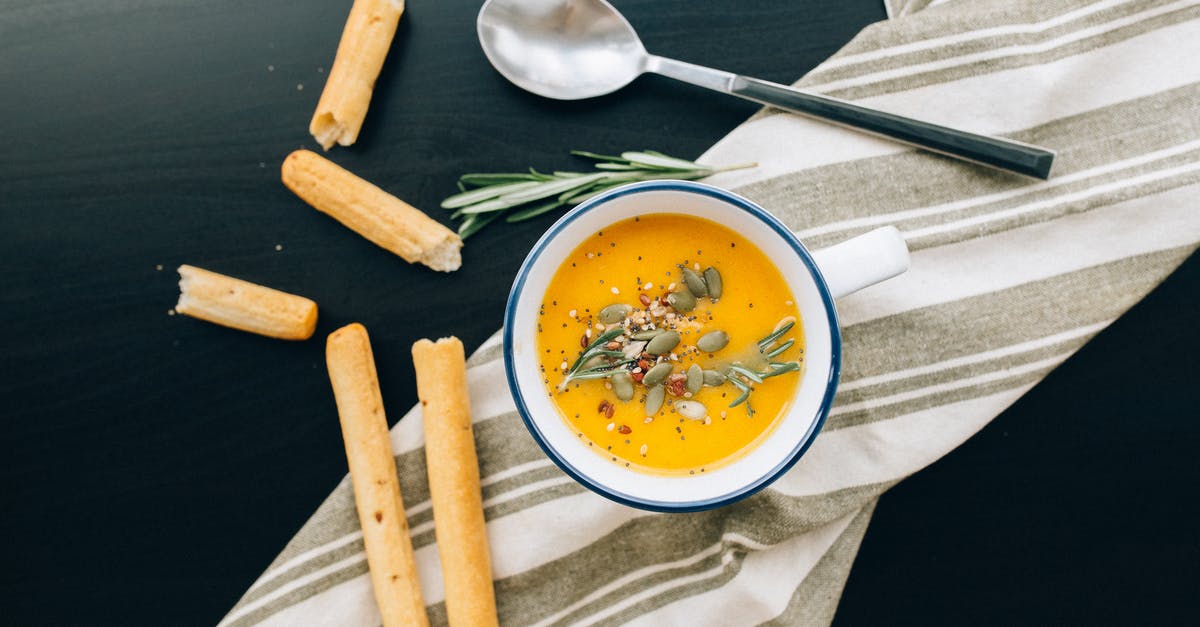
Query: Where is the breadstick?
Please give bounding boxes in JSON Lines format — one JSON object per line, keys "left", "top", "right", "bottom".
{"left": 282, "top": 150, "right": 462, "bottom": 272}
{"left": 175, "top": 265, "right": 317, "bottom": 340}
{"left": 412, "top": 337, "right": 498, "bottom": 627}
{"left": 310, "top": 0, "right": 405, "bottom": 150}
{"left": 327, "top": 323, "right": 429, "bottom": 627}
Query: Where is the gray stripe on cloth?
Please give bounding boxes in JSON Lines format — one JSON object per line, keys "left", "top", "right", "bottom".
{"left": 813, "top": 0, "right": 1184, "bottom": 86}
{"left": 225, "top": 559, "right": 370, "bottom": 627}
{"left": 827, "top": 245, "right": 1197, "bottom": 430}
{"left": 735, "top": 83, "right": 1200, "bottom": 251}
{"left": 494, "top": 483, "right": 893, "bottom": 626}
{"left": 818, "top": 3, "right": 1200, "bottom": 102}
{"left": 761, "top": 500, "right": 879, "bottom": 627}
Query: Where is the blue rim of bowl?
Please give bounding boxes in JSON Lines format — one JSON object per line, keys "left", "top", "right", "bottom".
{"left": 503, "top": 180, "right": 842, "bottom": 512}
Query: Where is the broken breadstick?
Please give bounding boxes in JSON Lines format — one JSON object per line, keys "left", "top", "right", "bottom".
{"left": 282, "top": 149, "right": 462, "bottom": 272}
{"left": 412, "top": 337, "right": 499, "bottom": 627}
{"left": 327, "top": 323, "right": 429, "bottom": 627}
{"left": 310, "top": 0, "right": 406, "bottom": 150}
{"left": 175, "top": 265, "right": 317, "bottom": 340}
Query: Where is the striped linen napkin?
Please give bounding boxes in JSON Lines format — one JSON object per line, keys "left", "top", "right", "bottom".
{"left": 221, "top": 0, "right": 1200, "bottom": 624}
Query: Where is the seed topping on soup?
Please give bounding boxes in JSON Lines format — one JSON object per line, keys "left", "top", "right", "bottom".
{"left": 537, "top": 214, "right": 803, "bottom": 474}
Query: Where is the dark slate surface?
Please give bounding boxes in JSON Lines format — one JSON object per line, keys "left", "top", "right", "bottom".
{"left": 2, "top": 0, "right": 1195, "bottom": 624}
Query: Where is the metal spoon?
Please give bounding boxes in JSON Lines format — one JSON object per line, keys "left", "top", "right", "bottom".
{"left": 477, "top": 0, "right": 1055, "bottom": 179}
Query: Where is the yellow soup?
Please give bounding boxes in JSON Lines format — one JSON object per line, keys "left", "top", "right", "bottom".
{"left": 536, "top": 213, "right": 804, "bottom": 475}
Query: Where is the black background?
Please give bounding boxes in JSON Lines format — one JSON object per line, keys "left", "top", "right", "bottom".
{"left": 2, "top": 0, "right": 1197, "bottom": 624}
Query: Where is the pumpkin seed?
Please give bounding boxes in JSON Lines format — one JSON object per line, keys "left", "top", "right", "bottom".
{"left": 598, "top": 303, "right": 632, "bottom": 324}
{"left": 686, "top": 364, "right": 703, "bottom": 394}
{"left": 644, "top": 385, "right": 665, "bottom": 416}
{"left": 680, "top": 266, "right": 708, "bottom": 297}
{"left": 642, "top": 362, "right": 673, "bottom": 387}
{"left": 703, "top": 267, "right": 723, "bottom": 299}
{"left": 645, "top": 330, "right": 681, "bottom": 355}
{"left": 612, "top": 372, "right": 635, "bottom": 402}
{"left": 621, "top": 340, "right": 647, "bottom": 360}
{"left": 666, "top": 290, "right": 696, "bottom": 312}
{"left": 631, "top": 329, "right": 664, "bottom": 341}
{"left": 674, "top": 400, "right": 707, "bottom": 421}
{"left": 703, "top": 369, "right": 726, "bottom": 386}
{"left": 695, "top": 330, "right": 729, "bottom": 353}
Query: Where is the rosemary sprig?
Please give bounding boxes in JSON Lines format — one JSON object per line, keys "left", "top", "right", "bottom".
{"left": 557, "top": 328, "right": 631, "bottom": 391}
{"left": 442, "top": 150, "right": 756, "bottom": 238}
{"left": 723, "top": 320, "right": 803, "bottom": 416}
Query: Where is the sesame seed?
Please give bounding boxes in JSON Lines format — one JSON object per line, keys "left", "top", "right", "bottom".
{"left": 155, "top": 264, "right": 163, "bottom": 271}
{"left": 643, "top": 282, "right": 653, "bottom": 290}
{"left": 606, "top": 422, "right": 615, "bottom": 432}
{"left": 611, "top": 286, "right": 620, "bottom": 294}
{"left": 639, "top": 444, "right": 648, "bottom": 456}
{"left": 568, "top": 309, "right": 577, "bottom": 317}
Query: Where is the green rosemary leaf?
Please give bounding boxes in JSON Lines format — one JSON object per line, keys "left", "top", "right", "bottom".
{"left": 757, "top": 320, "right": 795, "bottom": 351}
{"left": 458, "top": 173, "right": 540, "bottom": 186}
{"left": 595, "top": 162, "right": 643, "bottom": 171}
{"left": 570, "top": 150, "right": 626, "bottom": 162}
{"left": 729, "top": 364, "right": 764, "bottom": 383}
{"left": 729, "top": 388, "right": 751, "bottom": 408}
{"left": 588, "top": 327, "right": 626, "bottom": 349}
{"left": 621, "top": 151, "right": 706, "bottom": 170}
{"left": 564, "top": 186, "right": 608, "bottom": 206}
{"left": 765, "top": 338, "right": 795, "bottom": 358}
{"left": 458, "top": 211, "right": 503, "bottom": 239}
{"left": 759, "top": 362, "right": 800, "bottom": 378}
{"left": 441, "top": 180, "right": 541, "bottom": 209}
{"left": 505, "top": 200, "right": 564, "bottom": 223}
{"left": 460, "top": 173, "right": 609, "bottom": 215}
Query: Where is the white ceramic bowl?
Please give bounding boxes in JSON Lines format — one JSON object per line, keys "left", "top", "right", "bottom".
{"left": 503, "top": 180, "right": 907, "bottom": 511}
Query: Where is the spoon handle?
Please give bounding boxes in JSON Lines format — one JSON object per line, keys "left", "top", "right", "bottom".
{"left": 645, "top": 57, "right": 1055, "bottom": 179}
{"left": 729, "top": 76, "right": 1054, "bottom": 179}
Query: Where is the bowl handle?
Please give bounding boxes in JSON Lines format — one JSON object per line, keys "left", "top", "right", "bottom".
{"left": 807, "top": 226, "right": 910, "bottom": 299}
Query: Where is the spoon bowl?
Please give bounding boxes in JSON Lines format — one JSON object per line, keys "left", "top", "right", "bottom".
{"left": 477, "top": 0, "right": 1056, "bottom": 179}
{"left": 477, "top": 0, "right": 646, "bottom": 99}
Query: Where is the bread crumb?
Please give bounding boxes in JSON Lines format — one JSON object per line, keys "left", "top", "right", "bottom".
{"left": 297, "top": 83, "right": 304, "bottom": 91}
{"left": 274, "top": 244, "right": 283, "bottom": 251}
{"left": 167, "top": 309, "right": 176, "bottom": 316}
{"left": 155, "top": 264, "right": 163, "bottom": 271}
{"left": 267, "top": 64, "right": 274, "bottom": 72}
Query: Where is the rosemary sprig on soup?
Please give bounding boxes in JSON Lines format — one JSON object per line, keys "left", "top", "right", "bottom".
{"left": 536, "top": 214, "right": 804, "bottom": 475}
